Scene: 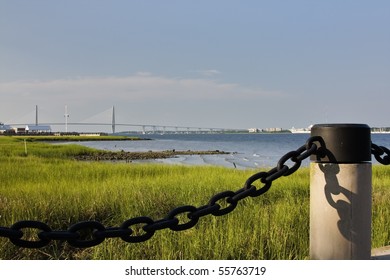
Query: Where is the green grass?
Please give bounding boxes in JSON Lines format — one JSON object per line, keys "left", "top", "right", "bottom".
{"left": 0, "top": 136, "right": 389, "bottom": 260}
{"left": 0, "top": 136, "right": 99, "bottom": 158}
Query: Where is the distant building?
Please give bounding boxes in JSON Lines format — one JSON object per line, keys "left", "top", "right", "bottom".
{"left": 0, "top": 123, "right": 12, "bottom": 134}
{"left": 263, "top": 127, "right": 283, "bottom": 133}
{"left": 289, "top": 125, "right": 313, "bottom": 134}
{"left": 25, "top": 125, "right": 52, "bottom": 133}
{"left": 13, "top": 127, "right": 26, "bottom": 134}
{"left": 248, "top": 128, "right": 259, "bottom": 133}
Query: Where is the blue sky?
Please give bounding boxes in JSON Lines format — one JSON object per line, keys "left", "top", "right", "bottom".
{"left": 1, "top": 0, "right": 389, "bottom": 132}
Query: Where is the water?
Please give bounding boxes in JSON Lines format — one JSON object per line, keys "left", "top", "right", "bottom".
{"left": 72, "top": 133, "right": 390, "bottom": 169}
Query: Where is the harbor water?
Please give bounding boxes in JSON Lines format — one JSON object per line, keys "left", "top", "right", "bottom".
{"left": 73, "top": 133, "right": 390, "bottom": 169}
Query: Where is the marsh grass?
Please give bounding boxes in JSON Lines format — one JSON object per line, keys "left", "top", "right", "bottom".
{"left": 0, "top": 136, "right": 389, "bottom": 259}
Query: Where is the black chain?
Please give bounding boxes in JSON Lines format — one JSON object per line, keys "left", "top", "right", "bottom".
{"left": 371, "top": 142, "right": 390, "bottom": 165}
{"left": 1, "top": 136, "right": 324, "bottom": 249}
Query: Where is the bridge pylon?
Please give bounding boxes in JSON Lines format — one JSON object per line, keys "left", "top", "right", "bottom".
{"left": 112, "top": 106, "right": 116, "bottom": 134}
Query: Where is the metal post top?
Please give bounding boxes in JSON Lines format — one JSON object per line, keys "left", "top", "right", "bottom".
{"left": 310, "top": 123, "right": 371, "bottom": 163}
{"left": 312, "top": 123, "right": 370, "bottom": 129}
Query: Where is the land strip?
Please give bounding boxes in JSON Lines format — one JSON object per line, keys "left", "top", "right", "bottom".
{"left": 74, "top": 149, "right": 229, "bottom": 161}
{"left": 13, "top": 135, "right": 146, "bottom": 142}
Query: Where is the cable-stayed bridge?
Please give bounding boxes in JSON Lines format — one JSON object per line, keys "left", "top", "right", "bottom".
{"left": 5, "top": 106, "right": 245, "bottom": 134}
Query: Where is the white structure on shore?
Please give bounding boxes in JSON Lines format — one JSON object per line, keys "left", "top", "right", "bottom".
{"left": 289, "top": 125, "right": 313, "bottom": 133}
{"left": 25, "top": 125, "right": 52, "bottom": 133}
{"left": 263, "top": 127, "right": 283, "bottom": 133}
{"left": 248, "top": 128, "right": 260, "bottom": 133}
{"left": 248, "top": 127, "right": 284, "bottom": 133}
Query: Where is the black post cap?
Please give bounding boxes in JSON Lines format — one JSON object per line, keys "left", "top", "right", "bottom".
{"left": 310, "top": 123, "right": 371, "bottom": 163}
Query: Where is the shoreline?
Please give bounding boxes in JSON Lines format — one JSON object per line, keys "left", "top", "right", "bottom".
{"left": 11, "top": 135, "right": 149, "bottom": 142}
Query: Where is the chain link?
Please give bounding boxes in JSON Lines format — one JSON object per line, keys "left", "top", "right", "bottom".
{"left": 0, "top": 136, "right": 325, "bottom": 248}
{"left": 372, "top": 142, "right": 390, "bottom": 165}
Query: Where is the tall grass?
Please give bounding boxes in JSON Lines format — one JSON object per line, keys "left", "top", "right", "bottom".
{"left": 372, "top": 166, "right": 390, "bottom": 249}
{"left": 0, "top": 136, "right": 389, "bottom": 259}
{"left": 0, "top": 136, "right": 98, "bottom": 158}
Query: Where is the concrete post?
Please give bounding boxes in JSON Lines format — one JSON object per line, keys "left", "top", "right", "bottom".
{"left": 310, "top": 124, "right": 372, "bottom": 260}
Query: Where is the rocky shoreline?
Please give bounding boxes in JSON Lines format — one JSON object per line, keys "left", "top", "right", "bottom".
{"left": 74, "top": 149, "right": 229, "bottom": 162}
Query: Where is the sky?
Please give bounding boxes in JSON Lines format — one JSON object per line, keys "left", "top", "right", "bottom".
{"left": 0, "top": 0, "right": 389, "bottom": 132}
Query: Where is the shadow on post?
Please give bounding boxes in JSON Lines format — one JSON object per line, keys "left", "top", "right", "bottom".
{"left": 320, "top": 163, "right": 353, "bottom": 241}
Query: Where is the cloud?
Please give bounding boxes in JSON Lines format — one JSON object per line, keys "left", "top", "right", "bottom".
{"left": 0, "top": 73, "right": 283, "bottom": 102}
{"left": 195, "top": 69, "right": 221, "bottom": 77}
